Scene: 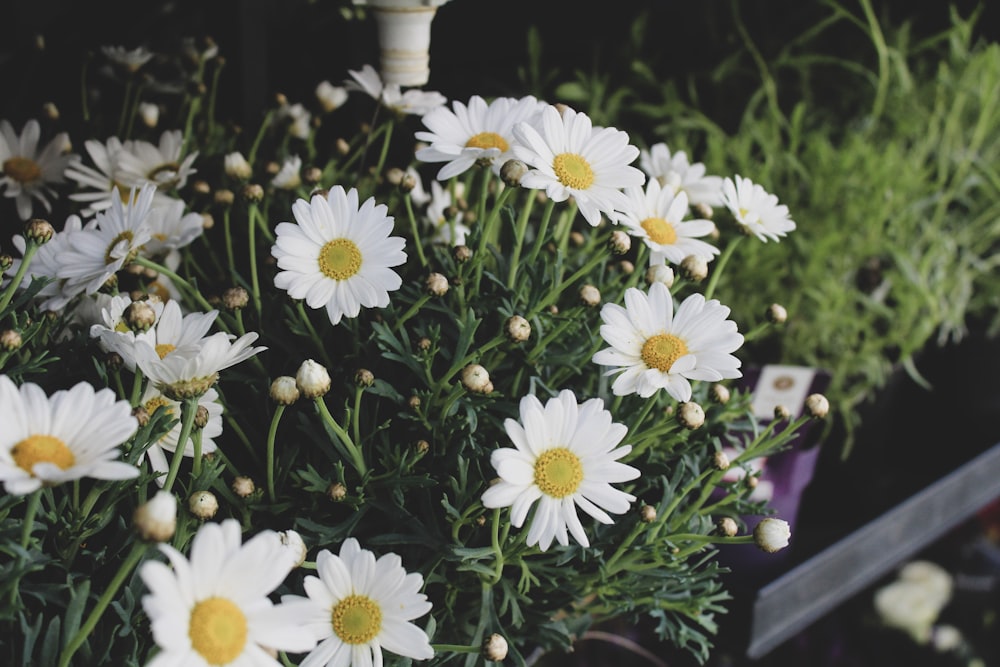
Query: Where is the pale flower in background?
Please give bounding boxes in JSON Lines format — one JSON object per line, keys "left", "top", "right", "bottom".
{"left": 114, "top": 129, "right": 198, "bottom": 193}
{"left": 143, "top": 196, "right": 206, "bottom": 256}
{"left": 271, "top": 155, "right": 303, "bottom": 190}
{"left": 64, "top": 136, "right": 128, "bottom": 217}
{"left": 224, "top": 151, "right": 253, "bottom": 181}
{"left": 721, "top": 175, "right": 796, "bottom": 242}
{"left": 345, "top": 64, "right": 446, "bottom": 117}
{"left": 424, "top": 180, "right": 469, "bottom": 245}
{"left": 100, "top": 45, "right": 154, "bottom": 73}
{"left": 874, "top": 560, "right": 954, "bottom": 644}
{"left": 0, "top": 118, "right": 78, "bottom": 220}
{"left": 315, "top": 80, "right": 349, "bottom": 113}
{"left": 640, "top": 142, "right": 724, "bottom": 207}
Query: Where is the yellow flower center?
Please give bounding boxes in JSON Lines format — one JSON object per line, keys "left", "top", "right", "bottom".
{"left": 3, "top": 157, "right": 42, "bottom": 184}
{"left": 318, "top": 238, "right": 362, "bottom": 281}
{"left": 641, "top": 333, "right": 688, "bottom": 372}
{"left": 155, "top": 343, "right": 176, "bottom": 359}
{"left": 115, "top": 321, "right": 131, "bottom": 333}
{"left": 188, "top": 597, "right": 248, "bottom": 665}
{"left": 552, "top": 153, "right": 594, "bottom": 190}
{"left": 12, "top": 435, "right": 75, "bottom": 474}
{"left": 104, "top": 230, "right": 137, "bottom": 265}
{"left": 465, "top": 132, "right": 509, "bottom": 152}
{"left": 332, "top": 594, "right": 383, "bottom": 645}
{"left": 640, "top": 217, "right": 678, "bottom": 245}
{"left": 533, "top": 448, "right": 583, "bottom": 498}
{"left": 144, "top": 396, "right": 174, "bottom": 417}
{"left": 148, "top": 162, "right": 181, "bottom": 188}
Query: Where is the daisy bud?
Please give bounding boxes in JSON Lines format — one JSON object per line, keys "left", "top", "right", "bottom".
{"left": 354, "top": 368, "right": 375, "bottom": 388}
{"left": 712, "top": 450, "right": 730, "bottom": 471}
{"left": 335, "top": 137, "right": 351, "bottom": 155}
{"left": 547, "top": 304, "right": 559, "bottom": 315}
{"left": 767, "top": 303, "right": 788, "bottom": 324}
{"left": 0, "top": 329, "right": 22, "bottom": 351}
{"left": 694, "top": 202, "right": 714, "bottom": 220}
{"left": 201, "top": 213, "right": 215, "bottom": 229}
{"left": 214, "top": 189, "right": 235, "bottom": 206}
{"left": 505, "top": 315, "right": 531, "bottom": 343}
{"left": 646, "top": 263, "right": 674, "bottom": 287}
{"left": 408, "top": 395, "right": 422, "bottom": 410}
{"left": 124, "top": 300, "right": 157, "bottom": 332}
{"left": 134, "top": 490, "right": 177, "bottom": 542}
{"left": 309, "top": 187, "right": 330, "bottom": 200}
{"left": 296, "top": 359, "right": 331, "bottom": 398}
{"left": 461, "top": 364, "right": 491, "bottom": 394}
{"left": 224, "top": 152, "right": 253, "bottom": 180}
{"left": 608, "top": 230, "right": 632, "bottom": 255}
{"left": 385, "top": 167, "right": 405, "bottom": 186}
{"left": 132, "top": 405, "right": 150, "bottom": 427}
{"left": 221, "top": 286, "right": 249, "bottom": 311}
{"left": 680, "top": 255, "right": 709, "bottom": 282}
{"left": 104, "top": 351, "right": 124, "bottom": 371}
{"left": 805, "top": 393, "right": 830, "bottom": 419}
{"left": 24, "top": 218, "right": 54, "bottom": 244}
{"left": 191, "top": 180, "right": 211, "bottom": 196}
{"left": 138, "top": 102, "right": 159, "bottom": 128}
{"left": 400, "top": 171, "right": 417, "bottom": 193}
{"left": 232, "top": 475, "right": 256, "bottom": 498}
{"left": 482, "top": 633, "right": 509, "bottom": 662}
{"left": 579, "top": 284, "right": 601, "bottom": 307}
{"left": 500, "top": 159, "right": 528, "bottom": 187}
{"left": 678, "top": 401, "right": 706, "bottom": 430}
{"left": 188, "top": 490, "right": 219, "bottom": 520}
{"left": 303, "top": 166, "right": 323, "bottom": 185}
{"left": 416, "top": 337, "right": 433, "bottom": 352}
{"left": 640, "top": 505, "right": 657, "bottom": 523}
{"left": 242, "top": 183, "right": 265, "bottom": 203}
{"left": 753, "top": 518, "right": 791, "bottom": 553}
{"left": 475, "top": 515, "right": 487, "bottom": 527}
{"left": 773, "top": 404, "right": 791, "bottom": 421}
{"left": 569, "top": 231, "right": 586, "bottom": 247}
{"left": 452, "top": 245, "right": 473, "bottom": 263}
{"left": 717, "top": 517, "right": 739, "bottom": 537}
{"left": 194, "top": 405, "right": 210, "bottom": 430}
{"left": 746, "top": 475, "right": 759, "bottom": 491}
{"left": 277, "top": 529, "right": 308, "bottom": 568}
{"left": 415, "top": 439, "right": 430, "bottom": 455}
{"left": 0, "top": 254, "right": 13, "bottom": 272}
{"left": 327, "top": 482, "right": 347, "bottom": 501}
{"left": 270, "top": 375, "right": 300, "bottom": 405}
{"left": 711, "top": 383, "right": 731, "bottom": 404}
{"left": 41, "top": 101, "right": 59, "bottom": 121}
{"left": 426, "top": 272, "right": 450, "bottom": 296}
{"left": 315, "top": 81, "right": 348, "bottom": 112}
{"left": 617, "top": 260, "right": 635, "bottom": 275}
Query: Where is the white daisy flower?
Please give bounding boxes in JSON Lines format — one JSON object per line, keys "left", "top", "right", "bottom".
{"left": 315, "top": 80, "right": 349, "bottom": 113}
{"left": 617, "top": 179, "right": 719, "bottom": 265}
{"left": 65, "top": 136, "right": 130, "bottom": 217}
{"left": 271, "top": 155, "right": 303, "bottom": 190}
{"left": 0, "top": 375, "right": 139, "bottom": 495}
{"left": 140, "top": 384, "right": 223, "bottom": 485}
{"left": 6, "top": 214, "right": 90, "bottom": 312}
{"left": 134, "top": 330, "right": 266, "bottom": 400}
{"left": 114, "top": 129, "right": 198, "bottom": 193}
{"left": 592, "top": 282, "right": 744, "bottom": 402}
{"left": 271, "top": 185, "right": 407, "bottom": 326}
{"left": 345, "top": 64, "right": 446, "bottom": 117}
{"left": 405, "top": 167, "right": 430, "bottom": 207}
{"left": 279, "top": 102, "right": 312, "bottom": 140}
{"left": 512, "top": 105, "right": 645, "bottom": 226}
{"left": 101, "top": 45, "right": 154, "bottom": 73}
{"left": 424, "top": 180, "right": 469, "bottom": 246}
{"left": 88, "top": 293, "right": 161, "bottom": 370}
{"left": 415, "top": 94, "right": 545, "bottom": 180}
{"left": 56, "top": 183, "right": 156, "bottom": 295}
{"left": 139, "top": 518, "right": 317, "bottom": 666}
{"left": 640, "top": 142, "right": 724, "bottom": 207}
{"left": 284, "top": 537, "right": 434, "bottom": 667}
{"left": 481, "top": 389, "right": 641, "bottom": 551}
{"left": 0, "top": 118, "right": 78, "bottom": 220}
{"left": 143, "top": 196, "right": 205, "bottom": 257}
{"left": 721, "top": 175, "right": 796, "bottom": 242}
{"left": 224, "top": 151, "right": 253, "bottom": 181}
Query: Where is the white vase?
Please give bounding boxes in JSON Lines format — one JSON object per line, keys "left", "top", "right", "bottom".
{"left": 356, "top": 0, "right": 453, "bottom": 87}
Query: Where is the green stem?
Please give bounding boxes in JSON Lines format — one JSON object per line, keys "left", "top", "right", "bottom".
{"left": 162, "top": 397, "right": 200, "bottom": 493}
{"left": 266, "top": 405, "right": 286, "bottom": 502}
{"left": 0, "top": 242, "right": 39, "bottom": 312}
{"left": 506, "top": 190, "right": 536, "bottom": 289}
{"left": 314, "top": 397, "right": 367, "bottom": 477}
{"left": 191, "top": 429, "right": 203, "bottom": 478}
{"left": 525, "top": 199, "right": 557, "bottom": 267}
{"left": 702, "top": 235, "right": 742, "bottom": 302}
{"left": 489, "top": 508, "right": 504, "bottom": 583}
{"left": 19, "top": 489, "right": 42, "bottom": 549}
{"left": 393, "top": 293, "right": 431, "bottom": 333}
{"left": 247, "top": 204, "right": 264, "bottom": 319}
{"left": 404, "top": 193, "right": 428, "bottom": 269}
{"left": 133, "top": 256, "right": 218, "bottom": 320}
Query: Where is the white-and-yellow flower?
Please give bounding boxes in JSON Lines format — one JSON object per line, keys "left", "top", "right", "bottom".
{"left": 639, "top": 142, "right": 724, "bottom": 207}
{"left": 114, "top": 129, "right": 198, "bottom": 193}
{"left": 272, "top": 186, "right": 407, "bottom": 326}
{"left": 0, "top": 118, "right": 78, "bottom": 220}
{"left": 511, "top": 105, "right": 645, "bottom": 226}
{"left": 721, "top": 175, "right": 796, "bottom": 242}
{"left": 139, "top": 384, "right": 223, "bottom": 485}
{"left": 592, "top": 282, "right": 744, "bottom": 402}
{"left": 0, "top": 375, "right": 138, "bottom": 494}
{"left": 616, "top": 179, "right": 719, "bottom": 265}
{"left": 481, "top": 389, "right": 640, "bottom": 551}
{"left": 285, "top": 537, "right": 434, "bottom": 667}
{"left": 139, "top": 518, "right": 317, "bottom": 666}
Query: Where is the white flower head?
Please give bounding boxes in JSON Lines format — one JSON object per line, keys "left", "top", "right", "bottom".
{"left": 0, "top": 118, "right": 78, "bottom": 220}
{"left": 88, "top": 293, "right": 162, "bottom": 370}
{"left": 272, "top": 186, "right": 407, "bottom": 326}
{"left": 143, "top": 196, "right": 205, "bottom": 256}
{"left": 65, "top": 136, "right": 129, "bottom": 217}
{"left": 721, "top": 175, "right": 796, "bottom": 242}
{"left": 139, "top": 518, "right": 318, "bottom": 665}
{"left": 283, "top": 537, "right": 434, "bottom": 666}
{"left": 512, "top": 105, "right": 645, "bottom": 226}
{"left": 0, "top": 376, "right": 139, "bottom": 495}
{"left": 481, "top": 389, "right": 641, "bottom": 551}
{"left": 224, "top": 151, "right": 253, "bottom": 181}
{"left": 640, "top": 142, "right": 724, "bottom": 207}
{"left": 345, "top": 64, "right": 446, "bottom": 117}
{"left": 753, "top": 518, "right": 791, "bottom": 553}
{"left": 592, "top": 282, "right": 744, "bottom": 402}
{"left": 139, "top": 385, "right": 223, "bottom": 485}
{"left": 315, "top": 80, "right": 349, "bottom": 113}
{"left": 101, "top": 45, "right": 154, "bottom": 73}
{"left": 617, "top": 179, "right": 719, "bottom": 265}
{"left": 424, "top": 180, "right": 469, "bottom": 246}
{"left": 280, "top": 103, "right": 313, "bottom": 140}
{"left": 114, "top": 129, "right": 198, "bottom": 193}
{"left": 415, "top": 94, "right": 546, "bottom": 180}
{"left": 271, "top": 155, "right": 303, "bottom": 190}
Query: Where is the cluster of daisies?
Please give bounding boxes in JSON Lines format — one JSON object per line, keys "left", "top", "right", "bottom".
{"left": 1, "top": 50, "right": 799, "bottom": 665}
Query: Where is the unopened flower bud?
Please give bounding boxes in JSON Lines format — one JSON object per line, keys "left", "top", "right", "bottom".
{"left": 270, "top": 375, "right": 300, "bottom": 405}
{"left": 694, "top": 202, "right": 714, "bottom": 220}
{"left": 335, "top": 137, "right": 351, "bottom": 155}
{"left": 578, "top": 284, "right": 601, "bottom": 307}
{"left": 569, "top": 231, "right": 585, "bottom": 248}
{"left": 134, "top": 490, "right": 177, "bottom": 542}
{"left": 773, "top": 404, "right": 791, "bottom": 421}
{"left": 194, "top": 405, "right": 210, "bottom": 430}
{"left": 505, "top": 315, "right": 531, "bottom": 343}
{"left": 426, "top": 272, "right": 449, "bottom": 296}
{"left": 0, "top": 329, "right": 22, "bottom": 351}
{"left": 124, "top": 300, "right": 157, "bottom": 332}
{"left": 805, "top": 393, "right": 830, "bottom": 419}
{"left": 482, "top": 633, "right": 509, "bottom": 662}
{"left": 646, "top": 263, "right": 674, "bottom": 287}
{"left": 192, "top": 179, "right": 211, "bottom": 195}
{"left": 452, "top": 245, "right": 473, "bottom": 263}
{"left": 713, "top": 450, "right": 730, "bottom": 471}
{"left": 41, "top": 101, "right": 60, "bottom": 121}
{"left": 214, "top": 189, "right": 235, "bottom": 206}
{"left": 221, "top": 286, "right": 249, "bottom": 311}
{"left": 754, "top": 518, "right": 791, "bottom": 553}
{"left": 415, "top": 439, "right": 430, "bottom": 455}
{"left": 188, "top": 490, "right": 219, "bottom": 520}
{"left": 242, "top": 183, "right": 264, "bottom": 203}
{"left": 608, "top": 230, "right": 631, "bottom": 255}
{"left": 461, "top": 364, "right": 491, "bottom": 393}
{"left": 416, "top": 337, "right": 432, "bottom": 352}
{"left": 0, "top": 254, "right": 13, "bottom": 272}
{"left": 680, "top": 255, "right": 709, "bottom": 282}
{"left": 400, "top": 171, "right": 417, "bottom": 193}
{"left": 224, "top": 152, "right": 253, "bottom": 180}
{"left": 327, "top": 482, "right": 347, "bottom": 501}
{"left": 296, "top": 359, "right": 331, "bottom": 398}
{"left": 711, "top": 384, "right": 731, "bottom": 404}
{"left": 385, "top": 167, "right": 405, "bottom": 186}
{"left": 408, "top": 395, "right": 422, "bottom": 410}
{"left": 354, "top": 368, "right": 375, "bottom": 388}
{"left": 25, "top": 218, "right": 54, "bottom": 244}
{"left": 201, "top": 212, "right": 215, "bottom": 229}
{"left": 232, "top": 475, "right": 256, "bottom": 497}
{"left": 767, "top": 303, "right": 788, "bottom": 324}
{"left": 104, "top": 351, "right": 124, "bottom": 371}
{"left": 617, "top": 260, "right": 634, "bottom": 275}
{"left": 277, "top": 529, "right": 307, "bottom": 568}
{"left": 717, "top": 516, "right": 739, "bottom": 537}
{"left": 131, "top": 405, "right": 150, "bottom": 428}
{"left": 500, "top": 159, "right": 528, "bottom": 187}
{"left": 678, "top": 401, "right": 705, "bottom": 429}
{"left": 640, "top": 505, "right": 657, "bottom": 523}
